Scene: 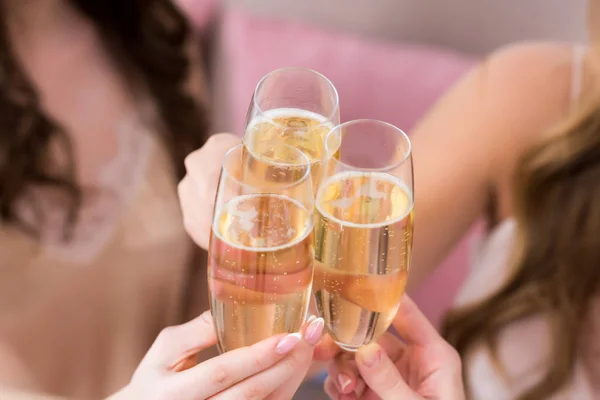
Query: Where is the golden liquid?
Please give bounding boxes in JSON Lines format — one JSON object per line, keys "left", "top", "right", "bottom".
{"left": 313, "top": 172, "right": 414, "bottom": 351}
{"left": 243, "top": 108, "right": 337, "bottom": 191}
{"left": 208, "top": 194, "right": 314, "bottom": 353}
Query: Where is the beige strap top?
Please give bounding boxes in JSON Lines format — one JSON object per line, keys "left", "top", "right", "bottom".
{"left": 0, "top": 123, "right": 211, "bottom": 399}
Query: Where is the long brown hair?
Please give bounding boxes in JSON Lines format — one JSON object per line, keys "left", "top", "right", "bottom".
{"left": 442, "top": 64, "right": 600, "bottom": 398}
{"left": 0, "top": 0, "right": 209, "bottom": 238}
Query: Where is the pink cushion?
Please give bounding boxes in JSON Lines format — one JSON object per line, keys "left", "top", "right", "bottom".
{"left": 220, "top": 9, "right": 480, "bottom": 328}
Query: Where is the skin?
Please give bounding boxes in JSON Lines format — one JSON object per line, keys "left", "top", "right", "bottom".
{"left": 108, "top": 311, "right": 326, "bottom": 400}
{"left": 0, "top": 307, "right": 326, "bottom": 399}
{"left": 179, "top": 41, "right": 596, "bottom": 398}
{"left": 180, "top": 42, "right": 578, "bottom": 284}
{"left": 1, "top": 1, "right": 329, "bottom": 398}
{"left": 322, "top": 43, "right": 597, "bottom": 398}
{"left": 179, "top": 3, "right": 600, "bottom": 399}
{"left": 324, "top": 296, "right": 464, "bottom": 400}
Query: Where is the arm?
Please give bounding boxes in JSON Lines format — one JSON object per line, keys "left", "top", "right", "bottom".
{"left": 408, "top": 42, "right": 573, "bottom": 290}
{"left": 176, "top": 43, "right": 573, "bottom": 287}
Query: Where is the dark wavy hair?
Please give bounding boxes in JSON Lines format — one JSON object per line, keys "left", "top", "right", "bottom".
{"left": 0, "top": 0, "right": 209, "bottom": 239}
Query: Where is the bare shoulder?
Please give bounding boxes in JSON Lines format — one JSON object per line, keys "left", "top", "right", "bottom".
{"left": 413, "top": 41, "right": 575, "bottom": 158}
{"left": 479, "top": 41, "right": 575, "bottom": 139}
{"left": 417, "top": 42, "right": 575, "bottom": 214}
{"left": 468, "top": 42, "right": 575, "bottom": 154}
{"left": 477, "top": 42, "right": 575, "bottom": 216}
{"left": 485, "top": 41, "right": 574, "bottom": 80}
{"left": 405, "top": 43, "right": 577, "bottom": 275}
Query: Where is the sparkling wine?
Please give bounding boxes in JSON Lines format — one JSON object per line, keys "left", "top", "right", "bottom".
{"left": 313, "top": 171, "right": 414, "bottom": 351}
{"left": 208, "top": 194, "right": 314, "bottom": 352}
{"left": 243, "top": 108, "right": 337, "bottom": 190}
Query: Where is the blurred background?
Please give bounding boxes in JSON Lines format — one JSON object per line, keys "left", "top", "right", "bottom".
{"left": 198, "top": 0, "right": 587, "bottom": 328}
{"left": 184, "top": 0, "right": 588, "bottom": 396}
{"left": 1, "top": 0, "right": 589, "bottom": 398}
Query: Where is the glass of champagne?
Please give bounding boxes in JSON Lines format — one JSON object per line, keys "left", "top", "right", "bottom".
{"left": 243, "top": 67, "right": 340, "bottom": 191}
{"left": 208, "top": 143, "right": 315, "bottom": 353}
{"left": 313, "top": 120, "right": 414, "bottom": 352}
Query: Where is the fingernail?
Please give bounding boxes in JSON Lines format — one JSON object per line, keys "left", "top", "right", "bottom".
{"left": 303, "top": 317, "right": 325, "bottom": 345}
{"left": 357, "top": 344, "right": 381, "bottom": 368}
{"left": 307, "top": 314, "right": 317, "bottom": 324}
{"left": 275, "top": 333, "right": 302, "bottom": 355}
{"left": 338, "top": 373, "right": 352, "bottom": 392}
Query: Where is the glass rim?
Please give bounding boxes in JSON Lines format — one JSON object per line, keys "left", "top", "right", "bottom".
{"left": 221, "top": 143, "right": 313, "bottom": 191}
{"left": 252, "top": 67, "right": 340, "bottom": 128}
{"left": 324, "top": 119, "right": 412, "bottom": 172}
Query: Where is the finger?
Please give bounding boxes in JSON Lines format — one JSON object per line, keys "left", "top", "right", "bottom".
{"left": 393, "top": 295, "right": 441, "bottom": 347}
{"left": 170, "top": 355, "right": 197, "bottom": 373}
{"left": 324, "top": 376, "right": 341, "bottom": 400}
{"left": 178, "top": 176, "right": 212, "bottom": 249}
{"left": 174, "top": 317, "right": 324, "bottom": 399}
{"left": 327, "top": 333, "right": 406, "bottom": 395}
{"left": 377, "top": 332, "right": 407, "bottom": 363}
{"left": 213, "top": 342, "right": 310, "bottom": 400}
{"left": 214, "top": 318, "right": 325, "bottom": 400}
{"left": 355, "top": 343, "right": 420, "bottom": 400}
{"left": 184, "top": 133, "right": 240, "bottom": 190}
{"left": 184, "top": 133, "right": 240, "bottom": 173}
{"left": 266, "top": 317, "right": 326, "bottom": 399}
{"left": 313, "top": 334, "right": 341, "bottom": 361}
{"left": 138, "top": 311, "right": 217, "bottom": 371}
{"left": 327, "top": 352, "right": 359, "bottom": 394}
{"left": 326, "top": 378, "right": 367, "bottom": 400}
{"left": 353, "top": 379, "right": 366, "bottom": 398}
{"left": 170, "top": 333, "right": 295, "bottom": 399}
{"left": 180, "top": 133, "right": 240, "bottom": 249}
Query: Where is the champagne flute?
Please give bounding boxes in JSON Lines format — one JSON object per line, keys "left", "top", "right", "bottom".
{"left": 313, "top": 120, "right": 414, "bottom": 352}
{"left": 208, "top": 143, "right": 315, "bottom": 353}
{"left": 242, "top": 67, "right": 340, "bottom": 191}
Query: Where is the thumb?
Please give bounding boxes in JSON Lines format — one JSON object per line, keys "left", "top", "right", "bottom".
{"left": 355, "top": 343, "right": 422, "bottom": 400}
{"left": 138, "top": 311, "right": 217, "bottom": 372}
{"left": 392, "top": 295, "right": 441, "bottom": 347}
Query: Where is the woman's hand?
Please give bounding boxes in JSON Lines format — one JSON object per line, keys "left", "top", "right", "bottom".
{"left": 324, "top": 296, "right": 465, "bottom": 400}
{"left": 178, "top": 133, "right": 241, "bottom": 250}
{"left": 109, "top": 311, "right": 325, "bottom": 400}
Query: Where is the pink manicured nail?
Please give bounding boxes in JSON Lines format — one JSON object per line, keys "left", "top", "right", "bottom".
{"left": 303, "top": 317, "right": 325, "bottom": 345}
{"left": 275, "top": 333, "right": 302, "bottom": 355}
{"left": 338, "top": 373, "right": 353, "bottom": 392}
{"left": 357, "top": 344, "right": 381, "bottom": 367}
